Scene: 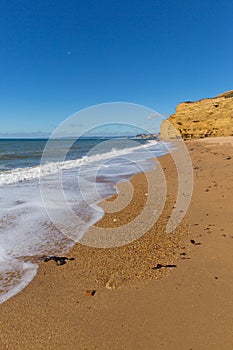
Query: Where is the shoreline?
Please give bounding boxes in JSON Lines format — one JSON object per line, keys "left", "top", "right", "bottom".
{"left": 1, "top": 137, "right": 233, "bottom": 349}
{"left": 0, "top": 140, "right": 170, "bottom": 305}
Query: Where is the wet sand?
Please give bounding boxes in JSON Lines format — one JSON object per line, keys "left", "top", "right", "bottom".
{"left": 0, "top": 137, "right": 233, "bottom": 349}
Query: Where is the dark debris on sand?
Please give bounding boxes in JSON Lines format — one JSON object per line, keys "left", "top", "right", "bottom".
{"left": 43, "top": 256, "right": 75, "bottom": 266}
{"left": 151, "top": 264, "right": 177, "bottom": 270}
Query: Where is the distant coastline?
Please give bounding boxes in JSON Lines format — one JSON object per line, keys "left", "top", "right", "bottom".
{"left": 0, "top": 134, "right": 160, "bottom": 141}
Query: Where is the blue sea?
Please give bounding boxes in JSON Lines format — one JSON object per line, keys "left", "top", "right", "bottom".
{"left": 0, "top": 137, "right": 170, "bottom": 304}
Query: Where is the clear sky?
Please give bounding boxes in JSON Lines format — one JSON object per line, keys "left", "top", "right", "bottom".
{"left": 1, "top": 0, "right": 233, "bottom": 137}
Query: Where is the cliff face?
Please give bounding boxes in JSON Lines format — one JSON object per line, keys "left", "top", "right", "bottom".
{"left": 160, "top": 90, "right": 233, "bottom": 140}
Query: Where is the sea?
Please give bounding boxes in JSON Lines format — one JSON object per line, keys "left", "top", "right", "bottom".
{"left": 0, "top": 137, "right": 170, "bottom": 304}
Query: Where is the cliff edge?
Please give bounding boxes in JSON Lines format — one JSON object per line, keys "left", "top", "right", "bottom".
{"left": 160, "top": 90, "right": 233, "bottom": 140}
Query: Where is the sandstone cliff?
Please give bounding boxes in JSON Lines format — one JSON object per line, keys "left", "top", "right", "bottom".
{"left": 160, "top": 90, "right": 233, "bottom": 140}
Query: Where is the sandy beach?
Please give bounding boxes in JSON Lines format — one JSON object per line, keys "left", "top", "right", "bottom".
{"left": 0, "top": 137, "right": 233, "bottom": 350}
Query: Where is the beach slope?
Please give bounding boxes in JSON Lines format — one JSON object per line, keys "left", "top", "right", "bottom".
{"left": 0, "top": 137, "right": 233, "bottom": 349}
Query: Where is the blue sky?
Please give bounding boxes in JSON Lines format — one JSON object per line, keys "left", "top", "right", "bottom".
{"left": 1, "top": 0, "right": 233, "bottom": 137}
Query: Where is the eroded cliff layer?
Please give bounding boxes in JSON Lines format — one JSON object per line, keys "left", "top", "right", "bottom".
{"left": 160, "top": 90, "right": 233, "bottom": 140}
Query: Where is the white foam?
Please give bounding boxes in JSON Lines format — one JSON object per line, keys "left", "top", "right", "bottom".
{"left": 0, "top": 140, "right": 159, "bottom": 186}
{"left": 0, "top": 260, "right": 38, "bottom": 304}
{"left": 0, "top": 237, "right": 38, "bottom": 304}
{"left": 0, "top": 246, "right": 6, "bottom": 262}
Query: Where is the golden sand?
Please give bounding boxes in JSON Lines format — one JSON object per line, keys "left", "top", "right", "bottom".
{"left": 0, "top": 138, "right": 233, "bottom": 349}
